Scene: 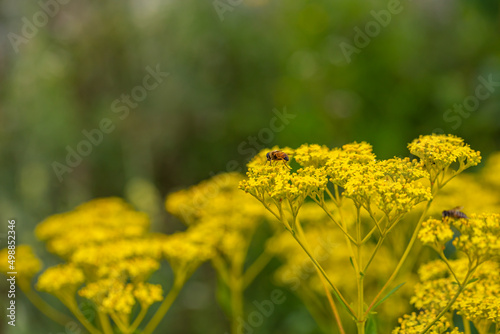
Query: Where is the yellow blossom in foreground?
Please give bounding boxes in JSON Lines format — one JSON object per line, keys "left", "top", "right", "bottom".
{"left": 36, "top": 263, "right": 84, "bottom": 296}
{"left": 393, "top": 310, "right": 462, "bottom": 334}
{"left": 411, "top": 258, "right": 500, "bottom": 325}
{"left": 0, "top": 245, "right": 42, "bottom": 282}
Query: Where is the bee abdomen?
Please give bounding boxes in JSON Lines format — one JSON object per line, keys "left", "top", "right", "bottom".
{"left": 442, "top": 210, "right": 468, "bottom": 219}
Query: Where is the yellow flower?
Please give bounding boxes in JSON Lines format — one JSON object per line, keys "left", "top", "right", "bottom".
{"left": 96, "top": 257, "right": 160, "bottom": 281}
{"left": 393, "top": 310, "right": 462, "bottom": 334}
{"left": 452, "top": 213, "right": 500, "bottom": 263}
{"left": 0, "top": 245, "right": 42, "bottom": 283}
{"left": 101, "top": 282, "right": 135, "bottom": 314}
{"left": 133, "top": 282, "right": 163, "bottom": 307}
{"left": 410, "top": 258, "right": 500, "bottom": 326}
{"left": 162, "top": 231, "right": 215, "bottom": 273}
{"left": 408, "top": 134, "right": 481, "bottom": 186}
{"left": 71, "top": 236, "right": 164, "bottom": 267}
{"left": 294, "top": 144, "right": 331, "bottom": 168}
{"left": 35, "top": 197, "right": 150, "bottom": 258}
{"left": 36, "top": 263, "right": 84, "bottom": 296}
{"left": 418, "top": 218, "right": 454, "bottom": 246}
{"left": 80, "top": 279, "right": 163, "bottom": 315}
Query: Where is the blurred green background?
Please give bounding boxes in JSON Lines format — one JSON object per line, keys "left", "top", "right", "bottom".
{"left": 1, "top": 0, "right": 499, "bottom": 333}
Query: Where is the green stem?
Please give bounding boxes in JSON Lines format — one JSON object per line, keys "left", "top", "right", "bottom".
{"left": 142, "top": 273, "right": 186, "bottom": 334}
{"left": 316, "top": 198, "right": 357, "bottom": 245}
{"left": 361, "top": 225, "right": 378, "bottom": 244}
{"left": 291, "top": 229, "right": 356, "bottom": 318}
{"left": 242, "top": 251, "right": 273, "bottom": 289}
{"left": 23, "top": 288, "right": 74, "bottom": 327}
{"left": 230, "top": 253, "right": 245, "bottom": 334}
{"left": 364, "top": 233, "right": 385, "bottom": 273}
{"left": 61, "top": 294, "right": 101, "bottom": 334}
{"left": 437, "top": 250, "right": 460, "bottom": 284}
{"left": 355, "top": 205, "right": 365, "bottom": 334}
{"left": 128, "top": 305, "right": 149, "bottom": 333}
{"left": 419, "top": 265, "right": 477, "bottom": 334}
{"left": 98, "top": 312, "right": 113, "bottom": 334}
{"left": 462, "top": 316, "right": 471, "bottom": 334}
{"left": 365, "top": 199, "right": 433, "bottom": 317}
{"left": 110, "top": 313, "right": 128, "bottom": 334}
{"left": 295, "top": 219, "right": 346, "bottom": 334}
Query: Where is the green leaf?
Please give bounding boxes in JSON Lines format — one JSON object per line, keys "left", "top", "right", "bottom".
{"left": 373, "top": 282, "right": 406, "bottom": 310}
{"left": 466, "top": 277, "right": 479, "bottom": 285}
{"left": 349, "top": 257, "right": 355, "bottom": 270}
{"left": 366, "top": 312, "right": 378, "bottom": 334}
{"left": 329, "top": 287, "right": 357, "bottom": 320}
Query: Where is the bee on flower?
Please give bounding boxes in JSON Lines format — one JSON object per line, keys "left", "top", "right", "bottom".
{"left": 442, "top": 206, "right": 468, "bottom": 219}
{"left": 266, "top": 150, "right": 291, "bottom": 169}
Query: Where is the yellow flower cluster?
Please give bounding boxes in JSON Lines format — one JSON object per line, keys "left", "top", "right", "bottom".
{"left": 167, "top": 172, "right": 268, "bottom": 257}
{"left": 294, "top": 144, "right": 331, "bottom": 167}
{"left": 418, "top": 218, "right": 455, "bottom": 246}
{"left": 419, "top": 213, "right": 500, "bottom": 262}
{"left": 453, "top": 213, "right": 500, "bottom": 263}
{"left": 241, "top": 141, "right": 432, "bottom": 223}
{"left": 0, "top": 245, "right": 42, "bottom": 284}
{"left": 408, "top": 134, "right": 481, "bottom": 185}
{"left": 166, "top": 172, "right": 275, "bottom": 332}
{"left": 393, "top": 310, "right": 462, "bottom": 334}
{"left": 36, "top": 263, "right": 85, "bottom": 296}
{"left": 30, "top": 195, "right": 217, "bottom": 332}
{"left": 35, "top": 197, "right": 150, "bottom": 258}
{"left": 410, "top": 258, "right": 500, "bottom": 326}
{"left": 79, "top": 279, "right": 163, "bottom": 314}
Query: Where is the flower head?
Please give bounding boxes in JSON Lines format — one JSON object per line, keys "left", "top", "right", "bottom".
{"left": 35, "top": 197, "right": 150, "bottom": 258}
{"left": 408, "top": 135, "right": 481, "bottom": 188}
{"left": 393, "top": 310, "right": 462, "bottom": 334}
{"left": 0, "top": 245, "right": 42, "bottom": 285}
{"left": 36, "top": 263, "right": 85, "bottom": 296}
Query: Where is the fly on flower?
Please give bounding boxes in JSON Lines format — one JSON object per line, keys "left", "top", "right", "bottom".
{"left": 442, "top": 206, "right": 468, "bottom": 219}
{"left": 266, "top": 150, "right": 291, "bottom": 169}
